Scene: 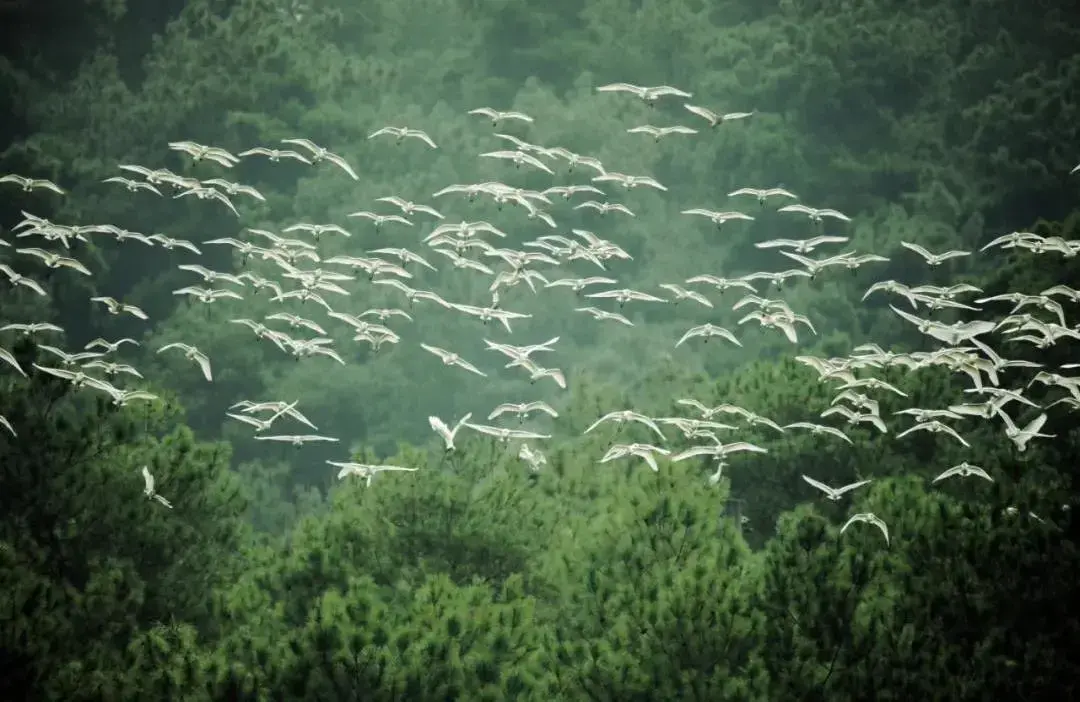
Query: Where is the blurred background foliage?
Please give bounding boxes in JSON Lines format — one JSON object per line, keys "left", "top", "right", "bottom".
{"left": 1, "top": 0, "right": 1078, "bottom": 698}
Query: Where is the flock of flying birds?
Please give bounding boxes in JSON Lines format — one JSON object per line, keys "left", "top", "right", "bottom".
{"left": 2, "top": 80, "right": 1079, "bottom": 546}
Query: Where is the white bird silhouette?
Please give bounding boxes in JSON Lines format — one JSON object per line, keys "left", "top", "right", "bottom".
{"left": 283, "top": 222, "right": 352, "bottom": 240}
{"left": 488, "top": 401, "right": 559, "bottom": 421}
{"left": 680, "top": 209, "right": 755, "bottom": 227}
{"left": 900, "top": 241, "right": 971, "bottom": 266}
{"left": 90, "top": 296, "right": 149, "bottom": 320}
{"left": 157, "top": 342, "right": 213, "bottom": 382}
{"left": 586, "top": 287, "right": 666, "bottom": 307}
{"left": 626, "top": 125, "right": 697, "bottom": 141}
{"left": 994, "top": 410, "right": 1054, "bottom": 452}
{"left": 593, "top": 172, "right": 667, "bottom": 191}
{"left": 670, "top": 441, "right": 767, "bottom": 462}
{"left": 784, "top": 422, "right": 853, "bottom": 444}
{"left": 202, "top": 178, "right": 266, "bottom": 201}
{"left": 0, "top": 322, "right": 62, "bottom": 336}
{"left": 801, "top": 474, "right": 873, "bottom": 501}
{"left": 778, "top": 203, "right": 851, "bottom": 224}
{"left": 599, "top": 443, "right": 671, "bottom": 472}
{"left": 256, "top": 434, "right": 339, "bottom": 447}
{"left": 895, "top": 420, "right": 969, "bottom": 447}
{"left": 546, "top": 276, "right": 618, "bottom": 293}
{"left": 682, "top": 104, "right": 754, "bottom": 127}
{"left": 0, "top": 263, "right": 47, "bottom": 295}
{"left": 584, "top": 410, "right": 667, "bottom": 441}
{"left": 728, "top": 186, "right": 796, "bottom": 205}
{"left": 331, "top": 461, "right": 418, "bottom": 485}
{"left": 141, "top": 465, "right": 173, "bottom": 508}
{"left": 16, "top": 248, "right": 92, "bottom": 275}
{"left": 238, "top": 146, "right": 312, "bottom": 164}
{"left": 932, "top": 462, "right": 994, "bottom": 484}
{"left": 574, "top": 200, "right": 636, "bottom": 216}
{"left": 575, "top": 306, "right": 634, "bottom": 326}
{"left": 463, "top": 422, "right": 552, "bottom": 442}
{"left": 227, "top": 401, "right": 301, "bottom": 433}
{"left": 481, "top": 150, "right": 554, "bottom": 174}
{"left": 167, "top": 141, "right": 239, "bottom": 167}
{"left": 173, "top": 286, "right": 243, "bottom": 305}
{"left": 280, "top": 138, "right": 359, "bottom": 179}
{"left": 840, "top": 513, "right": 889, "bottom": 545}
{"left": 755, "top": 235, "right": 849, "bottom": 253}
{"left": 429, "top": 413, "right": 473, "bottom": 451}
{"left": 368, "top": 126, "right": 437, "bottom": 148}
{"left": 518, "top": 443, "right": 547, "bottom": 472}
{"left": 468, "top": 107, "right": 534, "bottom": 126}
{"left": 148, "top": 233, "right": 201, "bottom": 254}
{"left": 32, "top": 363, "right": 96, "bottom": 387}
{"left": 37, "top": 345, "right": 103, "bottom": 366}
{"left": 85, "top": 381, "right": 159, "bottom": 406}
{"left": 102, "top": 176, "right": 162, "bottom": 195}
{"left": 420, "top": 343, "right": 487, "bottom": 377}
{"left": 375, "top": 196, "right": 444, "bottom": 219}
{"left": 597, "top": 83, "right": 692, "bottom": 105}
{"left": 658, "top": 284, "right": 713, "bottom": 307}
{"left": 0, "top": 174, "right": 66, "bottom": 194}
{"left": 675, "top": 323, "right": 741, "bottom": 347}
{"left": 514, "top": 359, "right": 567, "bottom": 389}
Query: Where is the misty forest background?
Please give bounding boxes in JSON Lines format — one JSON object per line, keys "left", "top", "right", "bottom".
{"left": 1, "top": 0, "right": 1079, "bottom": 699}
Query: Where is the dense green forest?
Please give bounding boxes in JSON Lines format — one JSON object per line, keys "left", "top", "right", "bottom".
{"left": 1, "top": 0, "right": 1078, "bottom": 699}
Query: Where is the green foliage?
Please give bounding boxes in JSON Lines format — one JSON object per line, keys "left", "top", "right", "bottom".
{"left": 542, "top": 466, "right": 768, "bottom": 700}
{"left": 0, "top": 343, "right": 248, "bottom": 700}
{"left": 263, "top": 573, "right": 548, "bottom": 700}
{"left": 754, "top": 476, "right": 1080, "bottom": 700}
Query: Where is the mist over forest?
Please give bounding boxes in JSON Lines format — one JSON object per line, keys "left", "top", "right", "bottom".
{"left": 1, "top": 0, "right": 1078, "bottom": 699}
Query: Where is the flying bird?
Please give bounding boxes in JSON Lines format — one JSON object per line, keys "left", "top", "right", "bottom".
{"left": 167, "top": 141, "right": 239, "bottom": 167}
{"left": 90, "top": 296, "right": 149, "bottom": 320}
{"left": 994, "top": 410, "right": 1054, "bottom": 452}
{"left": 584, "top": 410, "right": 667, "bottom": 441}
{"left": 900, "top": 241, "right": 971, "bottom": 266}
{"left": 675, "top": 323, "right": 741, "bottom": 347}
{"left": 670, "top": 441, "right": 767, "bottom": 462}
{"left": 801, "top": 474, "right": 872, "bottom": 501}
{"left": 626, "top": 125, "right": 698, "bottom": 141}
{"left": 0, "top": 174, "right": 65, "bottom": 194}
{"left": 682, "top": 105, "right": 754, "bottom": 127}
{"left": 331, "top": 461, "right": 418, "bottom": 485}
{"left": 488, "top": 401, "right": 559, "bottom": 422}
{"left": 368, "top": 126, "right": 438, "bottom": 148}
{"left": 778, "top": 204, "right": 851, "bottom": 224}
{"left": 429, "top": 413, "right": 474, "bottom": 451}
{"left": 16, "top": 248, "right": 92, "bottom": 275}
{"left": 238, "top": 146, "right": 313, "bottom": 163}
{"left": 256, "top": 434, "right": 339, "bottom": 447}
{"left": 141, "top": 466, "right": 173, "bottom": 508}
{"left": 419, "top": 343, "right": 487, "bottom": 377}
{"left": 728, "top": 186, "right": 797, "bottom": 206}
{"left": 598, "top": 443, "right": 671, "bottom": 472}
{"left": 157, "top": 342, "right": 213, "bottom": 382}
{"left": 468, "top": 108, "right": 534, "bottom": 126}
{"left": 932, "top": 462, "right": 994, "bottom": 484}
{"left": 840, "top": 512, "right": 889, "bottom": 545}
{"left": 280, "top": 138, "right": 359, "bottom": 179}
{"left": 596, "top": 83, "right": 692, "bottom": 105}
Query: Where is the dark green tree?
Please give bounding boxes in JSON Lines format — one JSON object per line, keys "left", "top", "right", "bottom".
{"left": 0, "top": 339, "right": 247, "bottom": 701}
